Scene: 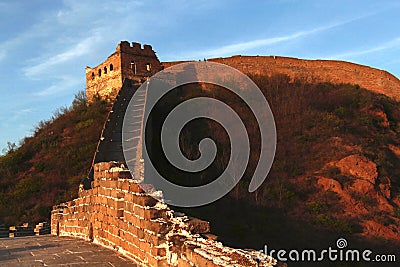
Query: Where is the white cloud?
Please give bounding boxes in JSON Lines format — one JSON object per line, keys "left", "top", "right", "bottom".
{"left": 176, "top": 14, "right": 373, "bottom": 59}
{"left": 23, "top": 32, "right": 102, "bottom": 79}
{"left": 33, "top": 76, "right": 82, "bottom": 97}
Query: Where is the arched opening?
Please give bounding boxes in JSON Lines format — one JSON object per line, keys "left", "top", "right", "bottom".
{"left": 104, "top": 66, "right": 107, "bottom": 74}
{"left": 146, "top": 63, "right": 151, "bottom": 72}
{"left": 56, "top": 222, "right": 60, "bottom": 236}
{"left": 110, "top": 64, "right": 113, "bottom": 71}
{"left": 88, "top": 223, "right": 93, "bottom": 242}
{"left": 91, "top": 72, "right": 95, "bottom": 80}
{"left": 98, "top": 69, "right": 102, "bottom": 77}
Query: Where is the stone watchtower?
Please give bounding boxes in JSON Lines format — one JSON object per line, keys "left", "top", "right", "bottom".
{"left": 85, "top": 41, "right": 163, "bottom": 102}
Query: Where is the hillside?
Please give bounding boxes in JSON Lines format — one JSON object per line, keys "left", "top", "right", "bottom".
{"left": 0, "top": 93, "right": 108, "bottom": 225}
{"left": 148, "top": 74, "right": 400, "bottom": 240}
{"left": 1, "top": 70, "right": 400, "bottom": 265}
{"left": 163, "top": 55, "right": 400, "bottom": 101}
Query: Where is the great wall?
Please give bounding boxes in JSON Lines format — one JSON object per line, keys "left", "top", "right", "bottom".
{"left": 46, "top": 41, "right": 400, "bottom": 266}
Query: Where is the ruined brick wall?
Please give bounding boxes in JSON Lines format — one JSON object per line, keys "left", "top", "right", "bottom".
{"left": 86, "top": 41, "right": 163, "bottom": 102}
{"left": 51, "top": 162, "right": 280, "bottom": 267}
{"left": 86, "top": 50, "right": 123, "bottom": 102}
{"left": 162, "top": 56, "right": 400, "bottom": 101}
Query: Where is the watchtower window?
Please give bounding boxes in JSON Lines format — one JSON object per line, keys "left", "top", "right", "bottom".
{"left": 130, "top": 61, "right": 136, "bottom": 74}
{"left": 98, "top": 69, "right": 101, "bottom": 77}
{"left": 110, "top": 64, "right": 113, "bottom": 71}
{"left": 104, "top": 66, "right": 107, "bottom": 74}
{"left": 91, "top": 72, "right": 94, "bottom": 80}
{"left": 146, "top": 63, "right": 151, "bottom": 72}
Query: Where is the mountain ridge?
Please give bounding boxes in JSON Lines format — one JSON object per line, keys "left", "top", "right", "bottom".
{"left": 163, "top": 55, "right": 400, "bottom": 101}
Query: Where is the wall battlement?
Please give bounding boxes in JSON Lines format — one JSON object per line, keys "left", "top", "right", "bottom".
{"left": 51, "top": 162, "right": 281, "bottom": 267}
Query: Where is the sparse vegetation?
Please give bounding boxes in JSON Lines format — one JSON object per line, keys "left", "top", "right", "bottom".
{"left": 0, "top": 91, "right": 107, "bottom": 225}
{"left": 1, "top": 75, "right": 399, "bottom": 265}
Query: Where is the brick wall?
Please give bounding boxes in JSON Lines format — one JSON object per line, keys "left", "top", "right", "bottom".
{"left": 163, "top": 56, "right": 400, "bottom": 101}
{"left": 51, "top": 162, "right": 281, "bottom": 267}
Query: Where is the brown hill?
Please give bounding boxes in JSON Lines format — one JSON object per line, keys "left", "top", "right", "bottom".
{"left": 163, "top": 55, "right": 400, "bottom": 101}
{"left": 1, "top": 52, "right": 400, "bottom": 266}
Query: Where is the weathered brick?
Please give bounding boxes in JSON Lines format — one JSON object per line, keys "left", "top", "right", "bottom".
{"left": 192, "top": 252, "right": 219, "bottom": 267}
{"left": 176, "top": 258, "right": 194, "bottom": 267}
{"left": 150, "top": 246, "right": 166, "bottom": 257}
{"left": 134, "top": 195, "right": 158, "bottom": 207}
{"left": 143, "top": 231, "right": 164, "bottom": 246}
{"left": 147, "top": 255, "right": 169, "bottom": 267}
{"left": 125, "top": 202, "right": 134, "bottom": 212}
{"left": 118, "top": 179, "right": 130, "bottom": 191}
{"left": 137, "top": 228, "right": 145, "bottom": 239}
{"left": 186, "top": 217, "right": 210, "bottom": 234}
{"left": 129, "top": 183, "right": 145, "bottom": 193}
{"left": 139, "top": 239, "right": 151, "bottom": 252}
{"left": 142, "top": 220, "right": 171, "bottom": 234}
{"left": 116, "top": 170, "right": 132, "bottom": 179}
{"left": 124, "top": 192, "right": 134, "bottom": 203}
{"left": 143, "top": 208, "right": 168, "bottom": 220}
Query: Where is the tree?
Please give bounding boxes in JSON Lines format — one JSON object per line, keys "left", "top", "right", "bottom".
{"left": 72, "top": 90, "right": 87, "bottom": 109}
{"left": 2, "top": 142, "right": 17, "bottom": 154}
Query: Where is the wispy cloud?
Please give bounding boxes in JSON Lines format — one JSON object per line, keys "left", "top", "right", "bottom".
{"left": 33, "top": 76, "right": 82, "bottom": 97}
{"left": 327, "top": 37, "right": 400, "bottom": 60}
{"left": 174, "top": 13, "right": 376, "bottom": 59}
{"left": 11, "top": 108, "right": 34, "bottom": 120}
{"left": 23, "top": 32, "right": 102, "bottom": 79}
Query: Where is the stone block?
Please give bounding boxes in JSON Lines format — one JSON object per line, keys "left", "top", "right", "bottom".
{"left": 143, "top": 208, "right": 168, "bottom": 220}
{"left": 138, "top": 239, "right": 151, "bottom": 252}
{"left": 118, "top": 179, "right": 130, "bottom": 191}
{"left": 125, "top": 192, "right": 135, "bottom": 202}
{"left": 119, "top": 220, "right": 128, "bottom": 231}
{"left": 143, "top": 231, "right": 164, "bottom": 246}
{"left": 129, "top": 225, "right": 138, "bottom": 237}
{"left": 93, "top": 170, "right": 104, "bottom": 180}
{"left": 108, "top": 208, "right": 124, "bottom": 218}
{"left": 137, "top": 228, "right": 145, "bottom": 239}
{"left": 92, "top": 187, "right": 99, "bottom": 195}
{"left": 135, "top": 195, "right": 158, "bottom": 207}
{"left": 129, "top": 183, "right": 145, "bottom": 193}
{"left": 148, "top": 256, "right": 169, "bottom": 267}
{"left": 142, "top": 220, "right": 171, "bottom": 235}
{"left": 97, "top": 162, "right": 118, "bottom": 171}
{"left": 186, "top": 217, "right": 210, "bottom": 234}
{"left": 111, "top": 190, "right": 124, "bottom": 199}
{"left": 150, "top": 246, "right": 167, "bottom": 257}
{"left": 192, "top": 252, "right": 218, "bottom": 267}
{"left": 126, "top": 202, "right": 134, "bottom": 212}
{"left": 176, "top": 258, "right": 194, "bottom": 267}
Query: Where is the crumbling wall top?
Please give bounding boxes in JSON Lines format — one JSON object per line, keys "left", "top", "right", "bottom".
{"left": 116, "top": 41, "right": 156, "bottom": 57}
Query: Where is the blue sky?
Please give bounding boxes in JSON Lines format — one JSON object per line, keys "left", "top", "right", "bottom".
{"left": 1, "top": 0, "right": 400, "bottom": 152}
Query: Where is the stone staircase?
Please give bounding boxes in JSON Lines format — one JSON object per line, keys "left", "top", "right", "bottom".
{"left": 84, "top": 79, "right": 142, "bottom": 188}
{"left": 34, "top": 222, "right": 51, "bottom": 235}
{"left": 9, "top": 223, "right": 35, "bottom": 238}
{"left": 0, "top": 224, "right": 8, "bottom": 238}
